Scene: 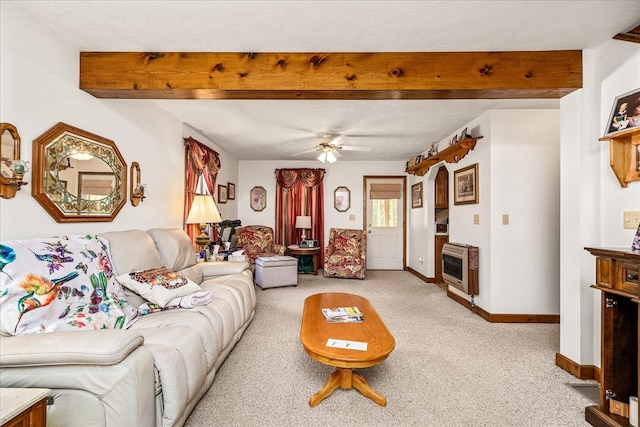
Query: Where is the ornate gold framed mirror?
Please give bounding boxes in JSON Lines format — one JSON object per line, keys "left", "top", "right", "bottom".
{"left": 32, "top": 122, "right": 127, "bottom": 222}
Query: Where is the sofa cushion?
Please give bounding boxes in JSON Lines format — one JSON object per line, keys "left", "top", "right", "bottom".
{"left": 0, "top": 235, "right": 135, "bottom": 336}
{"left": 116, "top": 267, "right": 201, "bottom": 307}
{"left": 147, "top": 228, "right": 197, "bottom": 272}
{"left": 99, "top": 230, "right": 165, "bottom": 276}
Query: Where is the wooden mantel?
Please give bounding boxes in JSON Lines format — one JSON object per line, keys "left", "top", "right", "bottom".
{"left": 79, "top": 51, "right": 582, "bottom": 100}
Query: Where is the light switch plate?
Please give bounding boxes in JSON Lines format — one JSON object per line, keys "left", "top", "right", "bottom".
{"left": 502, "top": 214, "right": 509, "bottom": 225}
{"left": 473, "top": 214, "right": 480, "bottom": 225}
{"left": 623, "top": 211, "right": 640, "bottom": 229}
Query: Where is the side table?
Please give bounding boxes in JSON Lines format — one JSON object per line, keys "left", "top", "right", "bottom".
{"left": 0, "top": 388, "right": 50, "bottom": 427}
{"left": 287, "top": 245, "right": 321, "bottom": 275}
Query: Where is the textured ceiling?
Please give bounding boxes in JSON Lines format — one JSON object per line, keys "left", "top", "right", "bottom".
{"left": 10, "top": 1, "right": 640, "bottom": 161}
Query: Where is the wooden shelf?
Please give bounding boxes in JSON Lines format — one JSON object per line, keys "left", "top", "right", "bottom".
{"left": 407, "top": 137, "right": 483, "bottom": 176}
{"left": 599, "top": 127, "right": 640, "bottom": 188}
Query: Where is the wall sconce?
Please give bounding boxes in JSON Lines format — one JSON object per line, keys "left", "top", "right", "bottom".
{"left": 130, "top": 161, "right": 146, "bottom": 206}
{"left": 0, "top": 123, "right": 28, "bottom": 199}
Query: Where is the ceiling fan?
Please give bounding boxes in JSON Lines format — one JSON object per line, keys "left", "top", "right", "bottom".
{"left": 293, "top": 132, "right": 372, "bottom": 163}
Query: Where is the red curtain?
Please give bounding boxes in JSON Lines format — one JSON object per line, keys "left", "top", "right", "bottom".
{"left": 275, "top": 168, "right": 325, "bottom": 264}
{"left": 183, "top": 137, "right": 221, "bottom": 245}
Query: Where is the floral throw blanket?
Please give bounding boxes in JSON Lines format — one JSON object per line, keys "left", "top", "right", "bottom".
{"left": 0, "top": 235, "right": 137, "bottom": 335}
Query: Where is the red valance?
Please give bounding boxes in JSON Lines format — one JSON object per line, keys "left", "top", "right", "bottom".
{"left": 275, "top": 168, "right": 325, "bottom": 189}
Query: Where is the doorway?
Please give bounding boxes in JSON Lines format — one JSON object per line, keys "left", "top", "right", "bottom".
{"left": 363, "top": 176, "right": 406, "bottom": 270}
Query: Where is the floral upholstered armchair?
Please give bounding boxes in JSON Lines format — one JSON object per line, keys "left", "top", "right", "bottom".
{"left": 235, "top": 225, "right": 286, "bottom": 269}
{"left": 323, "top": 228, "right": 366, "bottom": 279}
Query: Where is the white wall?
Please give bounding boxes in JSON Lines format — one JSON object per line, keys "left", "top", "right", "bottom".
{"left": 237, "top": 160, "right": 405, "bottom": 242}
{"left": 0, "top": 4, "right": 185, "bottom": 240}
{"left": 425, "top": 110, "right": 561, "bottom": 315}
{"left": 560, "top": 40, "right": 640, "bottom": 367}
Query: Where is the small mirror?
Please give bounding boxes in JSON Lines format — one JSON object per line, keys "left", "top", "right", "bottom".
{"left": 1, "top": 123, "right": 20, "bottom": 179}
{"left": 334, "top": 186, "right": 351, "bottom": 212}
{"left": 32, "top": 122, "right": 127, "bottom": 222}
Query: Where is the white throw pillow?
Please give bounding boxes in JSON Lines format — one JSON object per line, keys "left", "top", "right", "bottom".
{"left": 116, "top": 267, "right": 201, "bottom": 307}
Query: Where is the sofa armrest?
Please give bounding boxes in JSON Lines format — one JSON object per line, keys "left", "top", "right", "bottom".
{"left": 200, "top": 261, "right": 249, "bottom": 280}
{"left": 0, "top": 329, "right": 144, "bottom": 368}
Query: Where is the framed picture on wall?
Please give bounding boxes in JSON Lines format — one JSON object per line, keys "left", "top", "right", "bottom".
{"left": 227, "top": 182, "right": 235, "bottom": 200}
{"left": 604, "top": 88, "right": 640, "bottom": 136}
{"left": 334, "top": 186, "right": 350, "bottom": 212}
{"left": 411, "top": 182, "right": 423, "bottom": 209}
{"left": 453, "top": 163, "right": 479, "bottom": 205}
{"left": 218, "top": 184, "right": 227, "bottom": 204}
{"left": 250, "top": 186, "right": 266, "bottom": 211}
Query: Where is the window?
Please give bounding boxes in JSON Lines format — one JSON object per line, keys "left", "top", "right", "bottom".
{"left": 372, "top": 199, "right": 398, "bottom": 227}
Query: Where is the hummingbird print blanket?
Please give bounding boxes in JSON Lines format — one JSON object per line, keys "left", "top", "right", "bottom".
{"left": 0, "top": 235, "right": 137, "bottom": 335}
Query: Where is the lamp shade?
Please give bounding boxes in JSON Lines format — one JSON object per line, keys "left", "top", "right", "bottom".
{"left": 295, "top": 215, "right": 312, "bottom": 229}
{"left": 186, "top": 195, "right": 222, "bottom": 224}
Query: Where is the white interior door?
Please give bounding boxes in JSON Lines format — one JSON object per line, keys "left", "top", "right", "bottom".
{"left": 364, "top": 177, "right": 405, "bottom": 270}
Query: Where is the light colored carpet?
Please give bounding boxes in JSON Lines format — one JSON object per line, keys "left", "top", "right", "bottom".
{"left": 185, "top": 271, "right": 595, "bottom": 426}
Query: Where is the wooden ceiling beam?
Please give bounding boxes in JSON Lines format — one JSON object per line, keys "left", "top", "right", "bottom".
{"left": 614, "top": 24, "right": 640, "bottom": 44}
{"left": 79, "top": 51, "right": 582, "bottom": 100}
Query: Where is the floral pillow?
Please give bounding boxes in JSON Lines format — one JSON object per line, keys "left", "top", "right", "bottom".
{"left": 0, "top": 235, "right": 137, "bottom": 336}
{"left": 115, "top": 267, "right": 201, "bottom": 307}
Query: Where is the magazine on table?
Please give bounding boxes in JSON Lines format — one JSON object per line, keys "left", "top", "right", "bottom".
{"left": 322, "top": 306, "right": 364, "bottom": 323}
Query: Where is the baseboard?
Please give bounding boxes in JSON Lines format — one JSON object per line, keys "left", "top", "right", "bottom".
{"left": 406, "top": 267, "right": 561, "bottom": 324}
{"left": 555, "top": 352, "right": 598, "bottom": 381}
{"left": 406, "top": 267, "right": 435, "bottom": 283}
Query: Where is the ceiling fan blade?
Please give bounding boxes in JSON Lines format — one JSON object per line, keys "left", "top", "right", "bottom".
{"left": 337, "top": 145, "right": 372, "bottom": 152}
{"left": 293, "top": 147, "right": 320, "bottom": 156}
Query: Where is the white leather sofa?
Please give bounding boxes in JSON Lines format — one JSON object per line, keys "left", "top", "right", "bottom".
{"left": 0, "top": 228, "right": 256, "bottom": 427}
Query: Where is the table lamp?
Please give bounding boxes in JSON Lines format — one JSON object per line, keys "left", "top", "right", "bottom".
{"left": 186, "top": 175, "right": 222, "bottom": 249}
{"left": 295, "top": 215, "right": 312, "bottom": 244}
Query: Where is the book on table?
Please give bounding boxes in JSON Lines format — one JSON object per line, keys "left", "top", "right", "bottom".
{"left": 321, "top": 306, "right": 364, "bottom": 323}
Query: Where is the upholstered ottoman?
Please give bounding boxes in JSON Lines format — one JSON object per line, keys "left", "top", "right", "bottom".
{"left": 254, "top": 256, "right": 298, "bottom": 289}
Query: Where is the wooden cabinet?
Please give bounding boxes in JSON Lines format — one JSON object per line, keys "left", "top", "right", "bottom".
{"left": 0, "top": 388, "right": 49, "bottom": 427}
{"left": 599, "top": 127, "right": 640, "bottom": 188}
{"left": 584, "top": 247, "right": 639, "bottom": 427}
{"left": 434, "top": 235, "right": 449, "bottom": 282}
{"left": 434, "top": 166, "right": 448, "bottom": 208}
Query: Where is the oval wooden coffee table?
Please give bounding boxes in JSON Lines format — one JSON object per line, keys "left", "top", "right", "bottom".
{"left": 300, "top": 292, "right": 395, "bottom": 407}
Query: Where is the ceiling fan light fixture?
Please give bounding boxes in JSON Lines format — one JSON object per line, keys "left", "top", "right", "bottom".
{"left": 317, "top": 150, "right": 337, "bottom": 163}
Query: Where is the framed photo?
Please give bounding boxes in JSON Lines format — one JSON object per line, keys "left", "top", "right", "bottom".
{"left": 334, "top": 186, "right": 351, "bottom": 212}
{"left": 604, "top": 88, "right": 640, "bottom": 136}
{"left": 415, "top": 155, "right": 422, "bottom": 165}
{"left": 218, "top": 184, "right": 227, "bottom": 204}
{"left": 453, "top": 163, "right": 479, "bottom": 205}
{"left": 411, "top": 182, "right": 423, "bottom": 209}
{"left": 250, "top": 186, "right": 266, "bottom": 212}
{"left": 78, "top": 172, "right": 115, "bottom": 200}
{"left": 459, "top": 127, "right": 469, "bottom": 141}
{"left": 227, "top": 182, "right": 235, "bottom": 200}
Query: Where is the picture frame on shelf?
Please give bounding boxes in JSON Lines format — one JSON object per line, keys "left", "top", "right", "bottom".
{"left": 415, "top": 155, "right": 422, "bottom": 165}
{"left": 227, "top": 182, "right": 235, "bottom": 200}
{"left": 604, "top": 88, "right": 640, "bottom": 136}
{"left": 218, "top": 184, "right": 227, "bottom": 204}
{"left": 453, "top": 163, "right": 479, "bottom": 205}
{"left": 411, "top": 182, "right": 423, "bottom": 209}
{"left": 334, "top": 186, "right": 351, "bottom": 212}
{"left": 459, "top": 127, "right": 469, "bottom": 141}
{"left": 250, "top": 186, "right": 267, "bottom": 212}
{"left": 449, "top": 134, "right": 458, "bottom": 146}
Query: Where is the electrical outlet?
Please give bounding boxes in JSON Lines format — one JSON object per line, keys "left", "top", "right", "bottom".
{"left": 502, "top": 214, "right": 509, "bottom": 225}
{"left": 623, "top": 211, "right": 640, "bottom": 229}
{"left": 473, "top": 214, "right": 480, "bottom": 225}
{"left": 418, "top": 256, "right": 423, "bottom": 264}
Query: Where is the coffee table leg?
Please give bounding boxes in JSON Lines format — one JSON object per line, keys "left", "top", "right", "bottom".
{"left": 352, "top": 371, "right": 387, "bottom": 406}
{"left": 309, "top": 368, "right": 387, "bottom": 407}
{"left": 309, "top": 369, "right": 342, "bottom": 407}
